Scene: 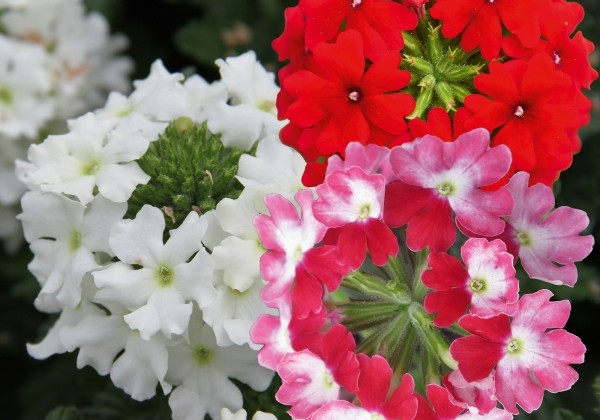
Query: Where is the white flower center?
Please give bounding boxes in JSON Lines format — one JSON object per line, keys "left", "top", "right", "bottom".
{"left": 348, "top": 90, "right": 361, "bottom": 102}
{"left": 351, "top": 0, "right": 362, "bottom": 8}
{"left": 0, "top": 85, "right": 13, "bottom": 105}
{"left": 513, "top": 105, "right": 525, "bottom": 118}
{"left": 552, "top": 51, "right": 561, "bottom": 65}
{"left": 193, "top": 344, "right": 214, "bottom": 366}
{"left": 70, "top": 230, "right": 82, "bottom": 252}
{"left": 81, "top": 160, "right": 101, "bottom": 176}
{"left": 156, "top": 263, "right": 175, "bottom": 286}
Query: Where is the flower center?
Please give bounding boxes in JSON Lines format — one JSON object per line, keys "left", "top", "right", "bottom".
{"left": 552, "top": 51, "right": 561, "bottom": 65}
{"left": 436, "top": 181, "right": 455, "bottom": 196}
{"left": 516, "top": 230, "right": 532, "bottom": 247}
{"left": 81, "top": 160, "right": 101, "bottom": 176}
{"left": 348, "top": 90, "right": 361, "bottom": 102}
{"left": 192, "top": 344, "right": 214, "bottom": 366}
{"left": 506, "top": 337, "right": 524, "bottom": 355}
{"left": 469, "top": 277, "right": 487, "bottom": 294}
{"left": 293, "top": 245, "right": 303, "bottom": 263}
{"left": 513, "top": 105, "right": 525, "bottom": 118}
{"left": 0, "top": 85, "right": 13, "bottom": 105}
{"left": 69, "top": 230, "right": 82, "bottom": 252}
{"left": 358, "top": 203, "right": 371, "bottom": 220}
{"left": 323, "top": 369, "right": 335, "bottom": 388}
{"left": 156, "top": 263, "right": 174, "bottom": 286}
{"left": 351, "top": 0, "right": 362, "bottom": 8}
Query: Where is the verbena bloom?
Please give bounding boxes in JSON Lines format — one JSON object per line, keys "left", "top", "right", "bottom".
{"left": 498, "top": 171, "right": 594, "bottom": 286}
{"left": 313, "top": 166, "right": 398, "bottom": 268}
{"left": 423, "top": 238, "right": 519, "bottom": 327}
{"left": 384, "top": 128, "right": 513, "bottom": 251}
{"left": 451, "top": 290, "right": 586, "bottom": 414}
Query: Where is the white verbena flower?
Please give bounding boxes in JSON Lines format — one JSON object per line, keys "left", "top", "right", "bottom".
{"left": 19, "top": 191, "right": 126, "bottom": 308}
{"left": 93, "top": 205, "right": 216, "bottom": 340}
{"left": 207, "top": 51, "right": 284, "bottom": 150}
{"left": 166, "top": 309, "right": 273, "bottom": 420}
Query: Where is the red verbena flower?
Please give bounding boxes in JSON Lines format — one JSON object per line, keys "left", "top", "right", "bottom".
{"left": 282, "top": 29, "right": 414, "bottom": 159}
{"left": 300, "top": 0, "right": 418, "bottom": 60}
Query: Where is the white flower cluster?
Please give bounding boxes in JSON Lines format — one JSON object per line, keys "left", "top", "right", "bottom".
{"left": 18, "top": 51, "right": 304, "bottom": 419}
{"left": 0, "top": 0, "right": 132, "bottom": 249}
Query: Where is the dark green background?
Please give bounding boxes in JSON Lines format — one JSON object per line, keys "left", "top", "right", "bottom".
{"left": 1, "top": 0, "right": 599, "bottom": 418}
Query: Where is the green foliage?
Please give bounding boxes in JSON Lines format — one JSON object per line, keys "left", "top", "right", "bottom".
{"left": 170, "top": 0, "right": 294, "bottom": 70}
{"left": 127, "top": 119, "right": 245, "bottom": 230}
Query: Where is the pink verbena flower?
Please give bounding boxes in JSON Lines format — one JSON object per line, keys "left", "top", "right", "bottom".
{"left": 313, "top": 167, "right": 398, "bottom": 268}
{"left": 326, "top": 141, "right": 395, "bottom": 182}
{"left": 498, "top": 171, "right": 594, "bottom": 286}
{"left": 275, "top": 324, "right": 359, "bottom": 419}
{"left": 444, "top": 370, "right": 498, "bottom": 415}
{"left": 384, "top": 128, "right": 513, "bottom": 252}
{"left": 254, "top": 189, "right": 349, "bottom": 317}
{"left": 450, "top": 289, "right": 586, "bottom": 414}
{"left": 416, "top": 384, "right": 513, "bottom": 419}
{"left": 251, "top": 307, "right": 327, "bottom": 370}
{"left": 422, "top": 238, "right": 519, "bottom": 327}
{"left": 311, "top": 354, "right": 417, "bottom": 420}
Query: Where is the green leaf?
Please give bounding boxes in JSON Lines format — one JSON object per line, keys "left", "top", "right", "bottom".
{"left": 45, "top": 407, "right": 84, "bottom": 420}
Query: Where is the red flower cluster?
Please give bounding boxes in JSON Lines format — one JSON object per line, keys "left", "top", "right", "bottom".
{"left": 273, "top": 0, "right": 597, "bottom": 187}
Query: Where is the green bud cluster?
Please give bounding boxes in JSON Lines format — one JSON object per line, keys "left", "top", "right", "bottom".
{"left": 401, "top": 13, "right": 487, "bottom": 119}
{"left": 127, "top": 117, "right": 246, "bottom": 230}
{"left": 335, "top": 230, "right": 458, "bottom": 383}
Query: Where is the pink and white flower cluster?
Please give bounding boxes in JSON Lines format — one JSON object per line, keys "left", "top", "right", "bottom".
{"left": 252, "top": 128, "right": 593, "bottom": 418}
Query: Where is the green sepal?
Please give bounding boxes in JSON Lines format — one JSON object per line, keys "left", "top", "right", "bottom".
{"left": 402, "top": 54, "right": 434, "bottom": 76}
{"left": 402, "top": 31, "right": 425, "bottom": 57}
{"left": 426, "top": 24, "right": 443, "bottom": 63}
{"left": 434, "top": 81, "right": 456, "bottom": 111}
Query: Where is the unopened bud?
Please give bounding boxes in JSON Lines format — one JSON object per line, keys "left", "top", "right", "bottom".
{"left": 426, "top": 24, "right": 443, "bottom": 62}
{"left": 450, "top": 83, "right": 471, "bottom": 103}
{"left": 445, "top": 64, "right": 482, "bottom": 82}
{"left": 402, "top": 54, "right": 434, "bottom": 76}
{"left": 434, "top": 81, "right": 456, "bottom": 111}
{"left": 402, "top": 32, "right": 424, "bottom": 57}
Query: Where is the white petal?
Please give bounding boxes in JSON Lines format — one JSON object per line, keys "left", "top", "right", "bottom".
{"left": 109, "top": 205, "right": 165, "bottom": 266}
